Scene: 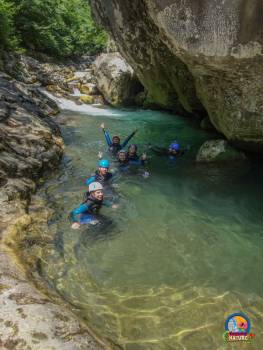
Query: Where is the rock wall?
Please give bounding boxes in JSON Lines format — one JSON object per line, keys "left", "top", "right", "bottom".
{"left": 90, "top": 0, "right": 263, "bottom": 151}
{"left": 93, "top": 53, "right": 142, "bottom": 106}
{"left": 90, "top": 0, "right": 204, "bottom": 115}
{"left": 0, "top": 68, "right": 112, "bottom": 349}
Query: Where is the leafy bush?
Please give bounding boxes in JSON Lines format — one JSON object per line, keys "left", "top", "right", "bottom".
{"left": 0, "top": 0, "right": 107, "bottom": 57}
{"left": 0, "top": 0, "right": 19, "bottom": 49}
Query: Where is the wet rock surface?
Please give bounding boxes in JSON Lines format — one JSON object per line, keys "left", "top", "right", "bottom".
{"left": 93, "top": 53, "right": 143, "bottom": 106}
{"left": 0, "top": 215, "right": 108, "bottom": 350}
{"left": 90, "top": 0, "right": 263, "bottom": 150}
{"left": 196, "top": 139, "right": 247, "bottom": 163}
{"left": 0, "top": 76, "right": 63, "bottom": 189}
{"left": 0, "top": 58, "right": 112, "bottom": 349}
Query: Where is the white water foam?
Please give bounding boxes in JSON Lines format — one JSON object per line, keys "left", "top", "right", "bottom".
{"left": 43, "top": 90, "right": 121, "bottom": 117}
{"left": 72, "top": 87, "right": 82, "bottom": 97}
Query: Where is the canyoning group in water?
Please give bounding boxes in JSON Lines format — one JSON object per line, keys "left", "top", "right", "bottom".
{"left": 70, "top": 122, "right": 186, "bottom": 229}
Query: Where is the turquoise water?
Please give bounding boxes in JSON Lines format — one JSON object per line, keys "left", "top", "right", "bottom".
{"left": 34, "top": 106, "right": 263, "bottom": 349}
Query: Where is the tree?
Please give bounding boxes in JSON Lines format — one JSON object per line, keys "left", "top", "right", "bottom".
{"left": 11, "top": 0, "right": 107, "bottom": 58}
{"left": 0, "top": 0, "right": 18, "bottom": 49}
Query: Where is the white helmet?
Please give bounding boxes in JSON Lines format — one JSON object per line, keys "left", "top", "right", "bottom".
{"left": 88, "top": 182, "right": 103, "bottom": 193}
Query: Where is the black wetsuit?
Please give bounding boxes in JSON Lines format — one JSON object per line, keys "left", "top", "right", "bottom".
{"left": 85, "top": 170, "right": 113, "bottom": 186}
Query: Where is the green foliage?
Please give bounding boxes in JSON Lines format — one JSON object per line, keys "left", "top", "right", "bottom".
{"left": 0, "top": 0, "right": 107, "bottom": 57}
{"left": 0, "top": 0, "right": 19, "bottom": 49}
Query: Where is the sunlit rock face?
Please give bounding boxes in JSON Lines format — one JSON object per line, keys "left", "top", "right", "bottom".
{"left": 90, "top": 0, "right": 263, "bottom": 151}
{"left": 93, "top": 52, "right": 143, "bottom": 106}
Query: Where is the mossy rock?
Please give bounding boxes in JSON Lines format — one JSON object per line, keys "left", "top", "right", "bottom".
{"left": 196, "top": 140, "right": 247, "bottom": 163}
{"left": 79, "top": 95, "right": 94, "bottom": 104}
{"left": 80, "top": 83, "right": 98, "bottom": 95}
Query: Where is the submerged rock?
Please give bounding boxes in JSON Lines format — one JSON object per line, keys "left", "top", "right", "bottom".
{"left": 93, "top": 52, "right": 143, "bottom": 106}
{"left": 90, "top": 0, "right": 263, "bottom": 150}
{"left": 196, "top": 140, "right": 247, "bottom": 163}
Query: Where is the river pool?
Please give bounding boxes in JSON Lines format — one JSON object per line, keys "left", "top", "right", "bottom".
{"left": 30, "top": 104, "right": 263, "bottom": 349}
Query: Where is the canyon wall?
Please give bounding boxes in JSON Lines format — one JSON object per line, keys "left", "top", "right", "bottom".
{"left": 90, "top": 0, "right": 263, "bottom": 151}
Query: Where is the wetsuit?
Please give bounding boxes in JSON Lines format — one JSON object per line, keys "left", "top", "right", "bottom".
{"left": 85, "top": 170, "right": 113, "bottom": 186}
{"left": 151, "top": 146, "right": 185, "bottom": 160}
{"left": 70, "top": 195, "right": 110, "bottom": 224}
{"left": 117, "top": 158, "right": 130, "bottom": 171}
{"left": 128, "top": 154, "right": 139, "bottom": 162}
{"left": 102, "top": 128, "right": 137, "bottom": 154}
{"left": 128, "top": 153, "right": 146, "bottom": 166}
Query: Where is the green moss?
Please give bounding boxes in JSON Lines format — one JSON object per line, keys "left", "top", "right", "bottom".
{"left": 214, "top": 146, "right": 246, "bottom": 161}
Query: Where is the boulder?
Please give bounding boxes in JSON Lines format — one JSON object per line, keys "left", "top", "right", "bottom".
{"left": 93, "top": 52, "right": 143, "bottom": 106}
{"left": 79, "top": 83, "right": 99, "bottom": 95}
{"left": 2, "top": 53, "right": 74, "bottom": 88}
{"left": 79, "top": 95, "right": 95, "bottom": 104}
{"left": 90, "top": 0, "right": 263, "bottom": 151}
{"left": 93, "top": 95, "right": 105, "bottom": 105}
{"left": 0, "top": 77, "right": 63, "bottom": 180}
{"left": 196, "top": 140, "right": 247, "bottom": 163}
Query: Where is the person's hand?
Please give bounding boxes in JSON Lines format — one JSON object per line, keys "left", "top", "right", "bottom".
{"left": 143, "top": 171, "right": 150, "bottom": 178}
{"left": 112, "top": 204, "right": 119, "bottom": 209}
{"left": 98, "top": 151, "right": 103, "bottom": 159}
{"left": 141, "top": 152, "right": 147, "bottom": 161}
{"left": 71, "top": 222, "right": 80, "bottom": 229}
{"left": 100, "top": 123, "right": 105, "bottom": 129}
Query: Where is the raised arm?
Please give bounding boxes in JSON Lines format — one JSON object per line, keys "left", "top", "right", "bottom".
{"left": 121, "top": 129, "right": 138, "bottom": 148}
{"left": 150, "top": 146, "right": 168, "bottom": 156}
{"left": 101, "top": 123, "right": 112, "bottom": 147}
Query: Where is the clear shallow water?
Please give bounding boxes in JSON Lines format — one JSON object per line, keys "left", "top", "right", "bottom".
{"left": 33, "top": 106, "right": 263, "bottom": 349}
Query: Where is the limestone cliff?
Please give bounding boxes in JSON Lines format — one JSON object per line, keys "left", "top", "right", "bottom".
{"left": 90, "top": 0, "right": 263, "bottom": 151}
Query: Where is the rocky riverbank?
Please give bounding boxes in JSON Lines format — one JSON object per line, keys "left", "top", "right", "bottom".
{"left": 0, "top": 54, "right": 114, "bottom": 349}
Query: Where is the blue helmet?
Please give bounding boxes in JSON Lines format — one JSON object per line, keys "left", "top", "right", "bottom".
{"left": 169, "top": 142, "right": 180, "bottom": 151}
{"left": 98, "top": 159, "right": 110, "bottom": 168}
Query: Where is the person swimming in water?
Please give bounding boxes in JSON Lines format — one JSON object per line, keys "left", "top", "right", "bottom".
{"left": 100, "top": 123, "right": 138, "bottom": 154}
{"left": 127, "top": 144, "right": 148, "bottom": 164}
{"left": 149, "top": 141, "right": 187, "bottom": 160}
{"left": 85, "top": 159, "right": 113, "bottom": 186}
{"left": 116, "top": 149, "right": 150, "bottom": 178}
{"left": 116, "top": 150, "right": 130, "bottom": 169}
{"left": 70, "top": 182, "right": 117, "bottom": 229}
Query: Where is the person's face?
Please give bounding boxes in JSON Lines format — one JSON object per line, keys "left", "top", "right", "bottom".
{"left": 169, "top": 148, "right": 178, "bottom": 155}
{"left": 92, "top": 189, "right": 103, "bottom": 201}
{"left": 128, "top": 145, "right": 136, "bottom": 155}
{"left": 99, "top": 167, "right": 108, "bottom": 176}
{"left": 119, "top": 153, "right": 126, "bottom": 161}
{"left": 112, "top": 136, "right": 120, "bottom": 145}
